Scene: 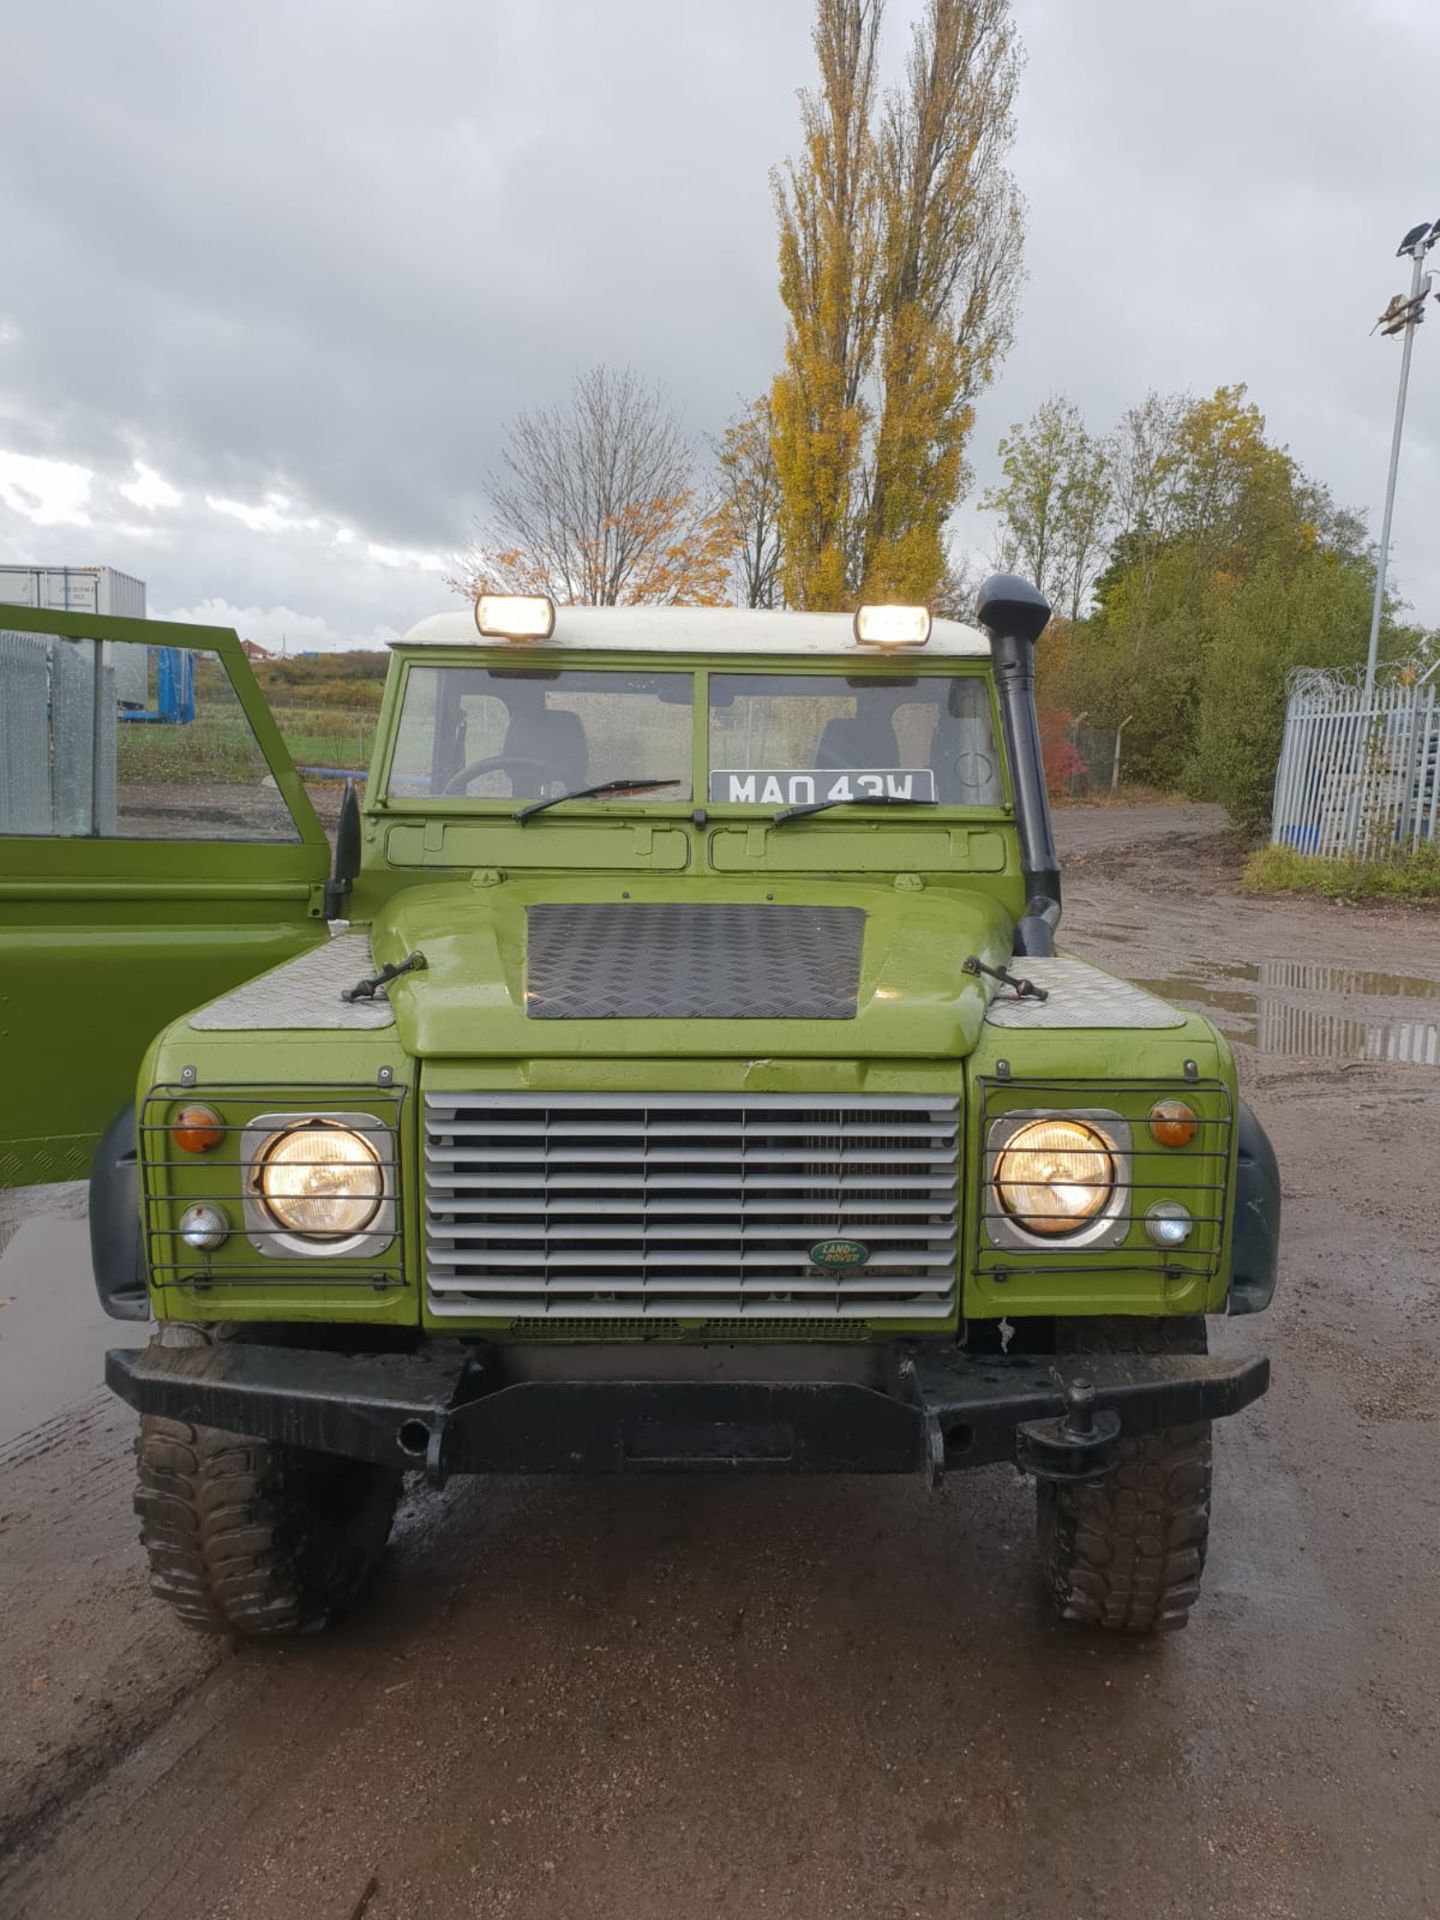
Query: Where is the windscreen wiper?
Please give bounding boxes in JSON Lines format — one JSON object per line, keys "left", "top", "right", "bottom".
{"left": 514, "top": 777, "right": 682, "bottom": 824}
{"left": 772, "top": 793, "right": 938, "bottom": 826}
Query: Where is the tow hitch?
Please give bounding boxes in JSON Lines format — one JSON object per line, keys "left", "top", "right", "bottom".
{"left": 1015, "top": 1379, "right": 1123, "bottom": 1483}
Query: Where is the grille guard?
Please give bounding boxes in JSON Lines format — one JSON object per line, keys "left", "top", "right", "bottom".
{"left": 106, "top": 1338, "right": 1269, "bottom": 1489}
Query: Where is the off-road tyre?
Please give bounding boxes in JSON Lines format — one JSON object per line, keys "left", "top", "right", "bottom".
{"left": 1036, "top": 1316, "right": 1212, "bottom": 1635}
{"left": 133, "top": 1333, "right": 401, "bottom": 1638}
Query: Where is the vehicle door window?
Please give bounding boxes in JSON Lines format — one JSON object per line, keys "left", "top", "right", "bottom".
{"left": 0, "top": 629, "right": 299, "bottom": 841}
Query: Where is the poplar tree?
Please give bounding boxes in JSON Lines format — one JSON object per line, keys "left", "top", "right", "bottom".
{"left": 771, "top": 0, "right": 1024, "bottom": 610}
{"left": 770, "top": 0, "right": 884, "bottom": 610}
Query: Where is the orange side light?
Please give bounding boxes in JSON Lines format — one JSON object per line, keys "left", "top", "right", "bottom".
{"left": 1148, "top": 1099, "right": 1198, "bottom": 1148}
{"left": 172, "top": 1105, "right": 225, "bottom": 1153}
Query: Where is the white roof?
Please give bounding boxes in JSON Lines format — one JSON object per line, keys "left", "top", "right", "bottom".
{"left": 397, "top": 605, "right": 990, "bottom": 658}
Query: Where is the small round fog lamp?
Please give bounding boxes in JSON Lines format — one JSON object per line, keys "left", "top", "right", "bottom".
{"left": 1145, "top": 1201, "right": 1193, "bottom": 1249}
{"left": 179, "top": 1202, "right": 229, "bottom": 1251}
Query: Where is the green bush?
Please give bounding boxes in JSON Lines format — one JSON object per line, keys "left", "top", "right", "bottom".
{"left": 1186, "top": 554, "right": 1374, "bottom": 828}
{"left": 1242, "top": 843, "right": 1440, "bottom": 902}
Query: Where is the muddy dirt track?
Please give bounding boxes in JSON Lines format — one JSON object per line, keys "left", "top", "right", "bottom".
{"left": 3, "top": 804, "right": 1438, "bottom": 1920}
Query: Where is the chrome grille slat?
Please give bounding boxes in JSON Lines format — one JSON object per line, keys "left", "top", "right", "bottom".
{"left": 432, "top": 1148, "right": 956, "bottom": 1168}
{"left": 426, "top": 1305, "right": 960, "bottom": 1320}
{"left": 424, "top": 1220, "right": 956, "bottom": 1243}
{"left": 424, "top": 1272, "right": 953, "bottom": 1294}
{"left": 428, "top": 1252, "right": 958, "bottom": 1269}
{"left": 432, "top": 1123, "right": 959, "bottom": 1142}
{"left": 427, "top": 1198, "right": 956, "bottom": 1218}
{"left": 423, "top": 1092, "right": 960, "bottom": 1323}
{"left": 426, "top": 1167, "right": 960, "bottom": 1182}
{"left": 425, "top": 1093, "right": 949, "bottom": 1113}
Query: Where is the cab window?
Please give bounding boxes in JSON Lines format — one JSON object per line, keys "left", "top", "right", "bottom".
{"left": 707, "top": 672, "right": 1002, "bottom": 807}
{"left": 388, "top": 665, "right": 693, "bottom": 802}
{"left": 0, "top": 629, "right": 299, "bottom": 841}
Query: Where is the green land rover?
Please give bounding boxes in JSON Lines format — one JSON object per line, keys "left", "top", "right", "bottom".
{"left": 0, "top": 576, "right": 1279, "bottom": 1637}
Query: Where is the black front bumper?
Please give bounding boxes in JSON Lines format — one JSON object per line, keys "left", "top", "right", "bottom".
{"left": 107, "top": 1338, "right": 1269, "bottom": 1487}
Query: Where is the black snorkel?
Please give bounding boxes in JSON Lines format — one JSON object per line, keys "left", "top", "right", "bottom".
{"left": 976, "top": 572, "right": 1060, "bottom": 959}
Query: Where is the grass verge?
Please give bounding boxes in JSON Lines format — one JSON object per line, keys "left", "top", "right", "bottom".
{"left": 1242, "top": 843, "right": 1440, "bottom": 902}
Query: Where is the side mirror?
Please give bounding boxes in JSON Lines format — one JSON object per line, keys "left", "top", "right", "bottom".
{"left": 976, "top": 573, "right": 1051, "bottom": 647}
{"left": 326, "top": 778, "right": 362, "bottom": 918}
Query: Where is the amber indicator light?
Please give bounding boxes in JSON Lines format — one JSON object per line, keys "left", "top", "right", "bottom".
{"left": 1148, "top": 1099, "right": 1197, "bottom": 1148}
{"left": 172, "top": 1105, "right": 225, "bottom": 1153}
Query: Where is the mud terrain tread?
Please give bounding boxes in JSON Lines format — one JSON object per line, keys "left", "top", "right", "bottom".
{"left": 134, "top": 1410, "right": 400, "bottom": 1639}
{"left": 1037, "top": 1316, "right": 1212, "bottom": 1635}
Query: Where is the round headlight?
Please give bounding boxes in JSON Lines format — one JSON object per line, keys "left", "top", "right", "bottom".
{"left": 994, "top": 1118, "right": 1116, "bottom": 1237}
{"left": 256, "top": 1124, "right": 382, "bottom": 1238}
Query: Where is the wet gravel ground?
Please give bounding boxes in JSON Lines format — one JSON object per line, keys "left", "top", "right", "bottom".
{"left": 2, "top": 803, "right": 1438, "bottom": 1920}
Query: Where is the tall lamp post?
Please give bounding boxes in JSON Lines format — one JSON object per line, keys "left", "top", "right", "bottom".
{"left": 1364, "top": 219, "right": 1438, "bottom": 695}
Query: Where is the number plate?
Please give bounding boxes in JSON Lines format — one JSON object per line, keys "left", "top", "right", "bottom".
{"left": 709, "top": 768, "right": 936, "bottom": 806}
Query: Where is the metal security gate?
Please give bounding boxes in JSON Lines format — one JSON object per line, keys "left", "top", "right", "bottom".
{"left": 0, "top": 628, "right": 118, "bottom": 836}
{"left": 1272, "top": 671, "right": 1440, "bottom": 859}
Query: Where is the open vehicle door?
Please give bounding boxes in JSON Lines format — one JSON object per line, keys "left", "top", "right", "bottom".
{"left": 0, "top": 606, "right": 331, "bottom": 1187}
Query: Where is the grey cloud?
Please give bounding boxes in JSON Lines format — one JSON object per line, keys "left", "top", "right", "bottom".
{"left": 1, "top": 1, "right": 806, "bottom": 546}
{"left": 1, "top": 0, "right": 1437, "bottom": 640}
{"left": 957, "top": 0, "right": 1440, "bottom": 617}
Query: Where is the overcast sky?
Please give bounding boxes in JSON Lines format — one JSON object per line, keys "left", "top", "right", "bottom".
{"left": 1, "top": 0, "right": 1436, "bottom": 650}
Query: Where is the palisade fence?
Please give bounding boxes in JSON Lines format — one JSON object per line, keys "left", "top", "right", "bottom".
{"left": 1271, "top": 668, "right": 1440, "bottom": 859}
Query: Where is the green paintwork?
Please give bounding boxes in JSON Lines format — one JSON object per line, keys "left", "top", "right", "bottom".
{"left": 135, "top": 1028, "right": 419, "bottom": 1327}
{"left": 961, "top": 1017, "right": 1237, "bottom": 1320}
{"left": 370, "top": 874, "right": 1012, "bottom": 1060}
{"left": 1, "top": 618, "right": 1251, "bottom": 1343}
{"left": 0, "top": 606, "right": 329, "bottom": 1187}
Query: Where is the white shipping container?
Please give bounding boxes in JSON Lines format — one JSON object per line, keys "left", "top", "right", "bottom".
{"left": 0, "top": 564, "right": 147, "bottom": 620}
{"left": 0, "top": 565, "right": 150, "bottom": 713}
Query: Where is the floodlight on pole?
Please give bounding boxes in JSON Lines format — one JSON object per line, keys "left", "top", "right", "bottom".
{"left": 1363, "top": 221, "right": 1437, "bottom": 694}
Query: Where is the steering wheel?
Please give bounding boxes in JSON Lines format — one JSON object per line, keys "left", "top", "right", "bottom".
{"left": 439, "top": 753, "right": 571, "bottom": 797}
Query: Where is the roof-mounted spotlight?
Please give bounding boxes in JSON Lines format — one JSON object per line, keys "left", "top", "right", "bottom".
{"left": 853, "top": 604, "right": 932, "bottom": 648}
{"left": 474, "top": 593, "right": 556, "bottom": 641}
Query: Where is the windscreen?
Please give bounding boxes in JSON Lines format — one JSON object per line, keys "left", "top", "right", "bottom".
{"left": 707, "top": 673, "right": 1002, "bottom": 808}
{"left": 388, "top": 666, "right": 693, "bottom": 801}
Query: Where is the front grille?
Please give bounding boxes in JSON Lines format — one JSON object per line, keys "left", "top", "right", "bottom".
{"left": 423, "top": 1092, "right": 960, "bottom": 1322}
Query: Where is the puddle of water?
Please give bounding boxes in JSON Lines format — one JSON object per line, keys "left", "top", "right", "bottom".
{"left": 1157, "top": 959, "right": 1440, "bottom": 1001}
{"left": 1135, "top": 960, "right": 1440, "bottom": 1068}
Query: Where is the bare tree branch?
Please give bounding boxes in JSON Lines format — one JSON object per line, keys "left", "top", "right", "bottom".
{"left": 459, "top": 366, "right": 727, "bottom": 606}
